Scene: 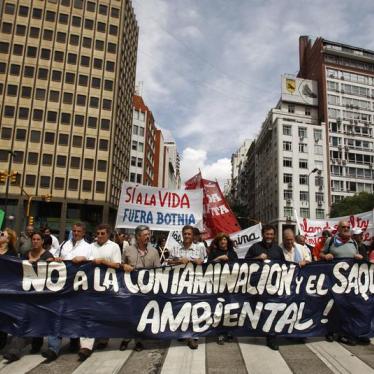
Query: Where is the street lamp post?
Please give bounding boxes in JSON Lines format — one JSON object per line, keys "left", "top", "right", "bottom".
{"left": 307, "top": 168, "right": 319, "bottom": 219}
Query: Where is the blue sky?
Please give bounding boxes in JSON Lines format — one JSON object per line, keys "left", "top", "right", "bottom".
{"left": 132, "top": 0, "right": 374, "bottom": 186}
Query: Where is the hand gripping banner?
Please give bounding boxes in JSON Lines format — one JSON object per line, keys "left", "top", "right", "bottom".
{"left": 0, "top": 257, "right": 374, "bottom": 339}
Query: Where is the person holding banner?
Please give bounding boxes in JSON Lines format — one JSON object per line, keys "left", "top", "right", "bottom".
{"left": 3, "top": 231, "right": 53, "bottom": 363}
{"left": 244, "top": 224, "right": 284, "bottom": 351}
{"left": 281, "top": 229, "right": 311, "bottom": 267}
{"left": 168, "top": 225, "right": 206, "bottom": 349}
{"left": 78, "top": 224, "right": 122, "bottom": 361}
{"left": 312, "top": 230, "right": 331, "bottom": 261}
{"left": 0, "top": 228, "right": 17, "bottom": 350}
{"left": 121, "top": 225, "right": 160, "bottom": 352}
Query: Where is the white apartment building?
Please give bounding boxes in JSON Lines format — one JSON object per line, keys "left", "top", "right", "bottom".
{"left": 255, "top": 75, "right": 329, "bottom": 235}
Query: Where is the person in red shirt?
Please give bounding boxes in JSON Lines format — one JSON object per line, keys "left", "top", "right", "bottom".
{"left": 312, "top": 230, "right": 331, "bottom": 261}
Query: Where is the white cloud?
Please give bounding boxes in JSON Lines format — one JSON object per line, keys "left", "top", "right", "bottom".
{"left": 180, "top": 147, "right": 231, "bottom": 189}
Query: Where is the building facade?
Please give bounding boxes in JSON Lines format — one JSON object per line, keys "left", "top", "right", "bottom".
{"left": 0, "top": 0, "right": 138, "bottom": 236}
{"left": 299, "top": 36, "right": 374, "bottom": 205}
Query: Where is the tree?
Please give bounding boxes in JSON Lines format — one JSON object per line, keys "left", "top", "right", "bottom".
{"left": 330, "top": 192, "right": 374, "bottom": 218}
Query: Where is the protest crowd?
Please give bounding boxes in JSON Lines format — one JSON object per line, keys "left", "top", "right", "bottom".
{"left": 0, "top": 219, "right": 374, "bottom": 363}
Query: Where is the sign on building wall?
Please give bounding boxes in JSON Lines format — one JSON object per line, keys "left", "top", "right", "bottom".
{"left": 281, "top": 75, "right": 318, "bottom": 106}
{"left": 116, "top": 182, "right": 203, "bottom": 231}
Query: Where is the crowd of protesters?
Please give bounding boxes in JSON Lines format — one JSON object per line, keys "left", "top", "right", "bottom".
{"left": 0, "top": 220, "right": 373, "bottom": 362}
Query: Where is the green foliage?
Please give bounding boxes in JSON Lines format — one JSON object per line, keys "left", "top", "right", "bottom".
{"left": 330, "top": 192, "right": 374, "bottom": 217}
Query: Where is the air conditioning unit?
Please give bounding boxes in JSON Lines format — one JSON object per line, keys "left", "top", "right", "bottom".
{"left": 286, "top": 199, "right": 291, "bottom": 205}
{"left": 315, "top": 138, "right": 319, "bottom": 143}
{"left": 337, "top": 159, "right": 342, "bottom": 164}
{"left": 299, "top": 136, "right": 304, "bottom": 141}
{"left": 332, "top": 159, "right": 336, "bottom": 164}
{"left": 342, "top": 160, "right": 347, "bottom": 165}
{"left": 318, "top": 201, "right": 323, "bottom": 206}
{"left": 288, "top": 182, "right": 293, "bottom": 189}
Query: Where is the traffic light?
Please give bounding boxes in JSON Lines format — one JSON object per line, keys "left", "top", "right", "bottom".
{"left": 28, "top": 216, "right": 34, "bottom": 225}
{"left": 42, "top": 194, "right": 52, "bottom": 202}
{"left": 10, "top": 171, "right": 18, "bottom": 184}
{"left": 0, "top": 172, "right": 6, "bottom": 183}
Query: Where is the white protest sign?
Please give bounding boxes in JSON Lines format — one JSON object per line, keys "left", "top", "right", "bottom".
{"left": 116, "top": 182, "right": 203, "bottom": 231}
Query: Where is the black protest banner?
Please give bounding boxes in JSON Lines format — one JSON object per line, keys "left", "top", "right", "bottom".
{"left": 0, "top": 257, "right": 373, "bottom": 339}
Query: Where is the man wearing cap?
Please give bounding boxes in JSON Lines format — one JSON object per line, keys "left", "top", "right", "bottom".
{"left": 121, "top": 225, "right": 160, "bottom": 352}
{"left": 352, "top": 227, "right": 369, "bottom": 261}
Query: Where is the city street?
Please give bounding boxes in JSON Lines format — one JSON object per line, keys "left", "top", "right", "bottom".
{"left": 1, "top": 337, "right": 374, "bottom": 374}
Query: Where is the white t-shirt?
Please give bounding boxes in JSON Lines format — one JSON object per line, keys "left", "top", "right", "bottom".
{"left": 170, "top": 242, "right": 206, "bottom": 261}
{"left": 281, "top": 243, "right": 312, "bottom": 262}
{"left": 59, "top": 239, "right": 92, "bottom": 260}
{"left": 49, "top": 235, "right": 60, "bottom": 257}
{"left": 89, "top": 240, "right": 122, "bottom": 263}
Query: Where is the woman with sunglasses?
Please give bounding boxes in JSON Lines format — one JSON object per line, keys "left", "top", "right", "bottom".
{"left": 3, "top": 231, "right": 54, "bottom": 362}
{"left": 0, "top": 228, "right": 18, "bottom": 350}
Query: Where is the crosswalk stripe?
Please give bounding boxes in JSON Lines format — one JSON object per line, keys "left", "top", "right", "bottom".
{"left": 0, "top": 355, "right": 45, "bottom": 374}
{"left": 161, "top": 338, "right": 206, "bottom": 374}
{"left": 238, "top": 337, "right": 292, "bottom": 374}
{"left": 306, "top": 340, "right": 374, "bottom": 374}
{"left": 72, "top": 339, "right": 132, "bottom": 374}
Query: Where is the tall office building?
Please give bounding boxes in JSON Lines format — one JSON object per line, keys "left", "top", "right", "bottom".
{"left": 0, "top": 0, "right": 138, "bottom": 235}
{"left": 299, "top": 36, "right": 374, "bottom": 204}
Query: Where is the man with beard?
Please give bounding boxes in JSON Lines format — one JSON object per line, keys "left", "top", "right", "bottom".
{"left": 245, "top": 224, "right": 284, "bottom": 350}
{"left": 121, "top": 225, "right": 160, "bottom": 351}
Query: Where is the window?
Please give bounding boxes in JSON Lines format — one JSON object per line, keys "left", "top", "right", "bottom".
{"left": 62, "top": 0, "right": 71, "bottom": 6}
{"left": 28, "top": 152, "right": 38, "bottom": 165}
{"left": 89, "top": 96, "right": 99, "bottom": 108}
{"left": 4, "top": 106, "right": 15, "bottom": 117}
{"left": 68, "top": 178, "right": 78, "bottom": 191}
{"left": 10, "top": 64, "right": 20, "bottom": 75}
{"left": 27, "top": 46, "right": 37, "bottom": 58}
{"left": 49, "top": 90, "right": 59, "bottom": 102}
{"left": 85, "top": 19, "right": 94, "bottom": 30}
{"left": 316, "top": 209, "right": 325, "bottom": 219}
{"left": 55, "top": 177, "right": 64, "bottom": 190}
{"left": 7, "top": 84, "right": 18, "bottom": 96}
{"left": 42, "top": 154, "right": 53, "bottom": 166}
{"left": 298, "top": 127, "right": 307, "bottom": 139}
{"left": 283, "top": 141, "right": 292, "bottom": 151}
{"left": 70, "top": 157, "right": 80, "bottom": 168}
{"left": 93, "top": 58, "right": 102, "bottom": 69}
{"left": 99, "top": 4, "right": 108, "bottom": 15}
{"left": 284, "top": 190, "right": 292, "bottom": 200}
{"left": 54, "top": 50, "right": 64, "bottom": 62}
{"left": 283, "top": 125, "right": 291, "bottom": 136}
{"left": 72, "top": 16, "right": 81, "bottom": 27}
{"left": 33, "top": 109, "right": 43, "bottom": 121}
{"left": 38, "top": 68, "right": 48, "bottom": 79}
{"left": 101, "top": 119, "right": 110, "bottom": 130}
{"left": 0, "top": 42, "right": 9, "bottom": 53}
{"left": 87, "top": 117, "right": 97, "bottom": 128}
{"left": 305, "top": 107, "right": 311, "bottom": 116}
{"left": 1, "top": 127, "right": 11, "bottom": 139}
{"left": 99, "top": 139, "right": 108, "bottom": 151}
{"left": 63, "top": 92, "right": 73, "bottom": 104}
{"left": 35, "top": 88, "right": 46, "bottom": 100}
{"left": 84, "top": 158, "right": 93, "bottom": 170}
{"left": 2, "top": 22, "right": 12, "bottom": 34}
{"left": 299, "top": 159, "right": 308, "bottom": 169}
{"left": 44, "top": 132, "right": 55, "bottom": 144}
{"left": 283, "top": 174, "right": 292, "bottom": 184}
{"left": 68, "top": 53, "right": 77, "bottom": 65}
{"left": 111, "top": 7, "right": 119, "bottom": 18}
{"left": 299, "top": 143, "right": 307, "bottom": 153}
{"left": 300, "top": 208, "right": 310, "bottom": 218}
{"left": 78, "top": 74, "right": 88, "bottom": 86}
{"left": 19, "top": 6, "right": 28, "bottom": 16}
{"left": 95, "top": 40, "right": 104, "bottom": 51}
{"left": 65, "top": 72, "right": 75, "bottom": 84}
{"left": 76, "top": 94, "right": 86, "bottom": 106}
{"left": 86, "top": 137, "right": 96, "bottom": 149}
{"left": 288, "top": 104, "right": 295, "bottom": 113}
{"left": 73, "top": 135, "right": 82, "bottom": 147}
{"left": 57, "top": 32, "right": 66, "bottom": 43}
{"left": 97, "top": 22, "right": 106, "bottom": 32}
{"left": 43, "top": 29, "right": 53, "bottom": 41}
{"left": 59, "top": 13, "right": 69, "bottom": 24}
{"left": 32, "top": 8, "right": 42, "bottom": 19}
{"left": 300, "top": 191, "right": 309, "bottom": 201}
{"left": 47, "top": 111, "right": 57, "bottom": 123}
{"left": 0, "top": 62, "right": 7, "bottom": 74}
{"left": 25, "top": 175, "right": 36, "bottom": 187}
{"left": 299, "top": 175, "right": 308, "bottom": 185}
{"left": 82, "top": 180, "right": 92, "bottom": 192}
{"left": 98, "top": 160, "right": 107, "bottom": 171}
{"left": 30, "top": 27, "right": 40, "bottom": 38}
{"left": 46, "top": 10, "right": 56, "bottom": 22}
{"left": 70, "top": 34, "right": 79, "bottom": 46}
{"left": 96, "top": 181, "right": 105, "bottom": 193}
{"left": 24, "top": 66, "right": 35, "bottom": 77}
{"left": 314, "top": 129, "right": 322, "bottom": 141}
{"left": 107, "top": 42, "right": 116, "bottom": 53}
{"left": 5, "top": 3, "right": 15, "bottom": 14}
{"left": 138, "top": 142, "right": 143, "bottom": 152}
{"left": 87, "top": 1, "right": 96, "bottom": 11}
{"left": 104, "top": 80, "right": 113, "bottom": 91}
{"left": 19, "top": 107, "right": 29, "bottom": 119}
{"left": 82, "top": 37, "right": 92, "bottom": 48}
{"left": 283, "top": 158, "right": 292, "bottom": 167}
{"left": 16, "top": 129, "right": 27, "bottom": 141}
{"left": 314, "top": 145, "right": 323, "bottom": 155}
{"left": 59, "top": 134, "right": 69, "bottom": 145}
{"left": 109, "top": 25, "right": 118, "bottom": 35}
{"left": 61, "top": 113, "right": 71, "bottom": 125}
{"left": 13, "top": 44, "right": 23, "bottom": 55}
{"left": 16, "top": 25, "right": 26, "bottom": 36}
{"left": 74, "top": 114, "right": 84, "bottom": 126}
{"left": 106, "top": 61, "right": 115, "bottom": 72}
{"left": 137, "top": 158, "right": 143, "bottom": 168}
{"left": 73, "top": 0, "right": 83, "bottom": 9}
{"left": 56, "top": 155, "right": 66, "bottom": 167}
{"left": 0, "top": 151, "right": 9, "bottom": 162}
{"left": 315, "top": 192, "right": 324, "bottom": 203}
{"left": 30, "top": 130, "right": 41, "bottom": 143}
{"left": 102, "top": 99, "right": 111, "bottom": 110}
{"left": 92, "top": 77, "right": 101, "bottom": 88}
{"left": 13, "top": 151, "right": 24, "bottom": 163}
{"left": 133, "top": 125, "right": 138, "bottom": 135}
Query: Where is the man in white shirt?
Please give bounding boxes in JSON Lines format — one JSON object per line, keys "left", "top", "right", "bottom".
{"left": 169, "top": 225, "right": 206, "bottom": 349}
{"left": 42, "top": 222, "right": 92, "bottom": 362}
{"left": 281, "top": 229, "right": 311, "bottom": 266}
{"left": 78, "top": 223, "right": 121, "bottom": 361}
{"left": 42, "top": 227, "right": 60, "bottom": 256}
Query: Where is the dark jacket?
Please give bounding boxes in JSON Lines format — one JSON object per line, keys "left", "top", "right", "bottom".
{"left": 245, "top": 241, "right": 285, "bottom": 261}
{"left": 208, "top": 248, "right": 238, "bottom": 262}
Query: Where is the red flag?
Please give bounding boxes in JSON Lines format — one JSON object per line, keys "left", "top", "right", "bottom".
{"left": 185, "top": 173, "right": 241, "bottom": 239}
